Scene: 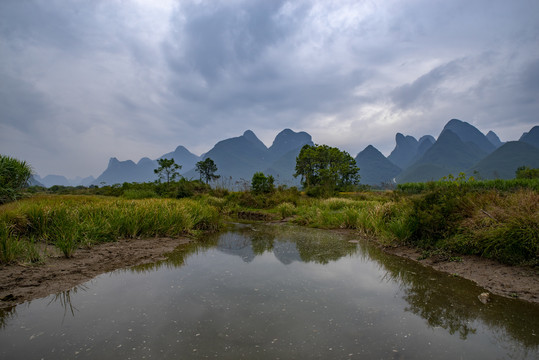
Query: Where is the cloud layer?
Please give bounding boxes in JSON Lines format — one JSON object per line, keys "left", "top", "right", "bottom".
{"left": 1, "top": 0, "right": 538, "bottom": 177}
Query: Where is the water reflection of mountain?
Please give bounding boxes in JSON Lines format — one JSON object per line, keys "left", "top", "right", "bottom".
{"left": 128, "top": 224, "right": 539, "bottom": 354}
{"left": 216, "top": 232, "right": 302, "bottom": 265}
{"left": 272, "top": 241, "right": 302, "bottom": 265}
{"left": 216, "top": 233, "right": 256, "bottom": 263}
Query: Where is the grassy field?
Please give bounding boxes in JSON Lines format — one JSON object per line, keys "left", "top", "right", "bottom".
{"left": 0, "top": 195, "right": 221, "bottom": 262}
{"left": 1, "top": 180, "right": 538, "bottom": 267}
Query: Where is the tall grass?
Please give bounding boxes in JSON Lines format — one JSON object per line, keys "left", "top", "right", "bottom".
{"left": 398, "top": 178, "right": 539, "bottom": 194}
{"left": 286, "top": 188, "right": 538, "bottom": 266}
{"left": 0, "top": 195, "right": 221, "bottom": 262}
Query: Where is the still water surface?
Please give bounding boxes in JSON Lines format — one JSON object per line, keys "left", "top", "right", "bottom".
{"left": 1, "top": 224, "right": 538, "bottom": 359}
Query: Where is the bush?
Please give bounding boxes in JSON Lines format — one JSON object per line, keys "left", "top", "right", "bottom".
{"left": 0, "top": 155, "right": 32, "bottom": 204}
{"left": 122, "top": 189, "right": 158, "bottom": 199}
{"left": 276, "top": 202, "right": 296, "bottom": 219}
{"left": 251, "top": 172, "right": 275, "bottom": 194}
{"left": 405, "top": 187, "right": 472, "bottom": 247}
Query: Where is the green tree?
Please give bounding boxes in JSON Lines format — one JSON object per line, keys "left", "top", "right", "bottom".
{"left": 196, "top": 158, "right": 220, "bottom": 184}
{"left": 0, "top": 155, "right": 32, "bottom": 204}
{"left": 154, "top": 158, "right": 181, "bottom": 185}
{"left": 516, "top": 166, "right": 539, "bottom": 179}
{"left": 251, "top": 172, "right": 275, "bottom": 194}
{"left": 294, "top": 144, "right": 360, "bottom": 194}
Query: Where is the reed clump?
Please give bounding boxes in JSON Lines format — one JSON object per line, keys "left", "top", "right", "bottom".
{"left": 0, "top": 195, "right": 221, "bottom": 262}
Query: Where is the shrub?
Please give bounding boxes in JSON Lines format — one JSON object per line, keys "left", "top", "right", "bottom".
{"left": 0, "top": 155, "right": 32, "bottom": 204}
{"left": 276, "top": 202, "right": 296, "bottom": 219}
{"left": 122, "top": 189, "right": 158, "bottom": 199}
{"left": 251, "top": 172, "right": 275, "bottom": 194}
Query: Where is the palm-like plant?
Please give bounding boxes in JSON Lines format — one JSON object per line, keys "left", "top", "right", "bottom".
{"left": 0, "top": 155, "right": 32, "bottom": 204}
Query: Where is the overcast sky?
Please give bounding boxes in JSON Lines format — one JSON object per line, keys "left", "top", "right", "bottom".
{"left": 1, "top": 0, "right": 538, "bottom": 178}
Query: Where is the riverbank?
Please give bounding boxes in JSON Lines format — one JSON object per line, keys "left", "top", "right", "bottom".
{"left": 381, "top": 243, "right": 539, "bottom": 303}
{"left": 0, "top": 237, "right": 189, "bottom": 309}
{"left": 1, "top": 229, "right": 538, "bottom": 311}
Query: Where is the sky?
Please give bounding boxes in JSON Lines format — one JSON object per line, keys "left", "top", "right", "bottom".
{"left": 1, "top": 0, "right": 538, "bottom": 179}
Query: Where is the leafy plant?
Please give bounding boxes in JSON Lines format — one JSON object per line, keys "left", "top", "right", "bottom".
{"left": 0, "top": 155, "right": 32, "bottom": 204}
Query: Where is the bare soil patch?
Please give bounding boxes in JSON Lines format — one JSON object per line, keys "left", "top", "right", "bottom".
{"left": 0, "top": 237, "right": 189, "bottom": 309}
{"left": 383, "top": 244, "right": 539, "bottom": 303}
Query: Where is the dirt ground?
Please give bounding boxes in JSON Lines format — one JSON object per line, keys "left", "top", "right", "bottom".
{"left": 383, "top": 244, "right": 539, "bottom": 303}
{"left": 0, "top": 237, "right": 189, "bottom": 309}
{"left": 1, "top": 233, "right": 538, "bottom": 310}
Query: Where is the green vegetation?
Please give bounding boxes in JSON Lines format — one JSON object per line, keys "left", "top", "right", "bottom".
{"left": 250, "top": 172, "right": 275, "bottom": 194}
{"left": 2, "top": 150, "right": 538, "bottom": 269}
{"left": 397, "top": 176, "right": 539, "bottom": 194}
{"left": 196, "top": 158, "right": 220, "bottom": 184}
{"left": 294, "top": 144, "right": 360, "bottom": 196}
{"left": 0, "top": 196, "right": 221, "bottom": 262}
{"left": 154, "top": 158, "right": 181, "bottom": 186}
{"left": 2, "top": 178, "right": 538, "bottom": 267}
{"left": 0, "top": 155, "right": 32, "bottom": 204}
{"left": 516, "top": 166, "right": 539, "bottom": 179}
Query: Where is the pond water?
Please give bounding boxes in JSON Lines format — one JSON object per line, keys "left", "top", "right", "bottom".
{"left": 1, "top": 223, "right": 538, "bottom": 359}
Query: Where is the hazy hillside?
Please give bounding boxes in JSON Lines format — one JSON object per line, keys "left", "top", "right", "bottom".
{"left": 397, "top": 129, "right": 486, "bottom": 183}
{"left": 468, "top": 141, "right": 539, "bottom": 179}
{"left": 519, "top": 126, "right": 539, "bottom": 149}
{"left": 159, "top": 145, "right": 200, "bottom": 173}
{"left": 39, "top": 174, "right": 71, "bottom": 188}
{"left": 355, "top": 145, "right": 401, "bottom": 186}
{"left": 486, "top": 131, "right": 503, "bottom": 148}
{"left": 37, "top": 121, "right": 539, "bottom": 187}
{"left": 443, "top": 119, "right": 496, "bottom": 154}
{"left": 387, "top": 133, "right": 420, "bottom": 169}
{"left": 93, "top": 157, "right": 158, "bottom": 185}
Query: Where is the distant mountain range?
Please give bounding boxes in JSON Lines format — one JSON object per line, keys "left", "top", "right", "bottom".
{"left": 37, "top": 121, "right": 539, "bottom": 188}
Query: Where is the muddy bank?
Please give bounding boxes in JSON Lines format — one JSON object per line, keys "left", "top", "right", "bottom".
{"left": 382, "top": 244, "right": 539, "bottom": 303}
{"left": 0, "top": 237, "right": 189, "bottom": 309}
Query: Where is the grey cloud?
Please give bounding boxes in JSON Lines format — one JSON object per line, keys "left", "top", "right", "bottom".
{"left": 0, "top": 72, "right": 53, "bottom": 132}
{"left": 390, "top": 60, "right": 465, "bottom": 110}
{"left": 167, "top": 0, "right": 290, "bottom": 83}
{"left": 2, "top": 0, "right": 539, "bottom": 178}
{"left": 0, "top": 0, "right": 104, "bottom": 51}
{"left": 520, "top": 59, "right": 539, "bottom": 102}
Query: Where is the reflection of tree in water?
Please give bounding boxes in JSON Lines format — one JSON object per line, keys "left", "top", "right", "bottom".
{"left": 362, "top": 241, "right": 539, "bottom": 350}
{"left": 129, "top": 235, "right": 220, "bottom": 273}
{"left": 0, "top": 306, "right": 17, "bottom": 330}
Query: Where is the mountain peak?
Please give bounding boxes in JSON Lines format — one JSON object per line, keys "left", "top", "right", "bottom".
{"left": 388, "top": 133, "right": 419, "bottom": 168}
{"left": 486, "top": 131, "right": 503, "bottom": 148}
{"left": 442, "top": 118, "right": 495, "bottom": 154}
{"left": 269, "top": 129, "right": 313, "bottom": 160}
{"left": 241, "top": 130, "right": 267, "bottom": 152}
{"left": 355, "top": 145, "right": 401, "bottom": 186}
{"left": 519, "top": 126, "right": 539, "bottom": 149}
{"left": 242, "top": 129, "right": 257, "bottom": 140}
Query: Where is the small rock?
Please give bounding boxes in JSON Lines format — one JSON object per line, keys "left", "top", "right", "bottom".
{"left": 478, "top": 292, "right": 490, "bottom": 304}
